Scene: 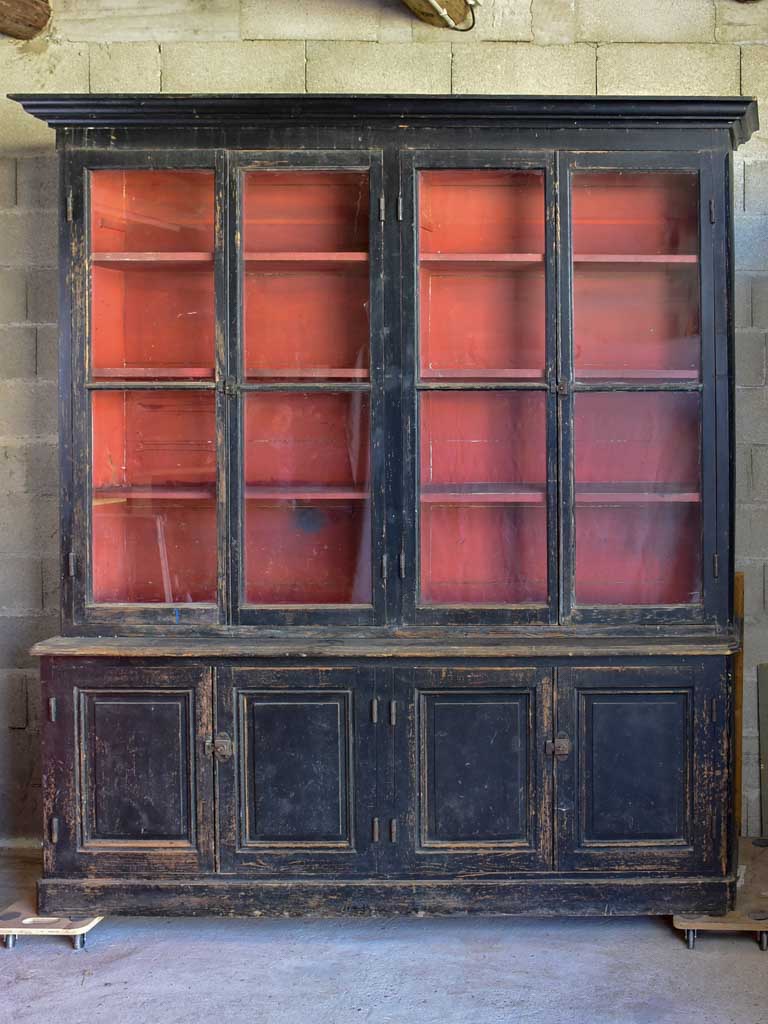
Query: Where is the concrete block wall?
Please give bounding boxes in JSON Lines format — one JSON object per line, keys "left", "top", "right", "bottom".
{"left": 0, "top": 0, "right": 766, "bottom": 840}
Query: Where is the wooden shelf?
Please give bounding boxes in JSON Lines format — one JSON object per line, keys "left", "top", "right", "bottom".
{"left": 421, "top": 368, "right": 544, "bottom": 381}
{"left": 245, "top": 486, "right": 369, "bottom": 501}
{"left": 576, "top": 485, "right": 701, "bottom": 504}
{"left": 92, "top": 252, "right": 213, "bottom": 268}
{"left": 573, "top": 254, "right": 698, "bottom": 264}
{"left": 94, "top": 486, "right": 215, "bottom": 503}
{"left": 421, "top": 485, "right": 546, "bottom": 505}
{"left": 576, "top": 369, "right": 699, "bottom": 381}
{"left": 420, "top": 253, "right": 544, "bottom": 267}
{"left": 93, "top": 366, "right": 214, "bottom": 380}
{"left": 245, "top": 252, "right": 368, "bottom": 266}
{"left": 246, "top": 368, "right": 369, "bottom": 380}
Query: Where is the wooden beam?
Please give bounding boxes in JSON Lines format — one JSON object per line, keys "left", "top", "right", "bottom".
{"left": 0, "top": 0, "right": 50, "bottom": 40}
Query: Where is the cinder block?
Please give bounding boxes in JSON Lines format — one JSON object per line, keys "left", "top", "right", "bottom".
{"left": 532, "top": 0, "right": 576, "bottom": 45}
{"left": 0, "top": 670, "right": 33, "bottom": 729}
{"left": 42, "top": 555, "right": 59, "bottom": 614}
{"left": 161, "top": 41, "right": 306, "bottom": 93}
{"left": 596, "top": 43, "right": 740, "bottom": 96}
{"left": 0, "top": 326, "right": 36, "bottom": 379}
{"left": 736, "top": 386, "right": 768, "bottom": 445}
{"left": 0, "top": 492, "right": 58, "bottom": 557}
{"left": 0, "top": 557, "right": 43, "bottom": 614}
{"left": 307, "top": 42, "right": 451, "bottom": 93}
{"left": 35, "top": 324, "right": 58, "bottom": 380}
{"left": 750, "top": 445, "right": 768, "bottom": 500}
{"left": 735, "top": 558, "right": 766, "bottom": 620}
{"left": 0, "top": 211, "right": 57, "bottom": 268}
{"left": 736, "top": 443, "right": 752, "bottom": 500}
{"left": 0, "top": 269, "right": 26, "bottom": 324}
{"left": 0, "top": 442, "right": 58, "bottom": 496}
{"left": 90, "top": 42, "right": 161, "bottom": 93}
{"left": 452, "top": 43, "right": 596, "bottom": 95}
{"left": 0, "top": 159, "right": 16, "bottom": 207}
{"left": 0, "top": 614, "right": 58, "bottom": 669}
{"left": 742, "top": 44, "right": 768, "bottom": 103}
{"left": 0, "top": 40, "right": 88, "bottom": 154}
{"left": 578, "top": 0, "right": 714, "bottom": 42}
{"left": 735, "top": 275, "right": 751, "bottom": 328}
{"left": 54, "top": 0, "right": 239, "bottom": 42}
{"left": 745, "top": 160, "right": 768, "bottom": 217}
{"left": 417, "top": 0, "right": 532, "bottom": 43}
{"left": 242, "top": 0, "right": 392, "bottom": 41}
{"left": 753, "top": 276, "right": 768, "bottom": 327}
{"left": 26, "top": 269, "right": 58, "bottom": 325}
{"left": 716, "top": 1, "right": 768, "bottom": 43}
{"left": 736, "top": 503, "right": 768, "bottom": 559}
{"left": 0, "top": 381, "right": 58, "bottom": 439}
{"left": 16, "top": 156, "right": 57, "bottom": 209}
{"left": 736, "top": 328, "right": 767, "bottom": 387}
{"left": 735, "top": 216, "right": 768, "bottom": 271}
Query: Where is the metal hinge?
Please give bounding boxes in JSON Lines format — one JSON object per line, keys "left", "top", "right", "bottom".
{"left": 713, "top": 552, "right": 720, "bottom": 579}
{"left": 49, "top": 817, "right": 59, "bottom": 845}
{"left": 397, "top": 194, "right": 403, "bottom": 221}
{"left": 66, "top": 192, "right": 73, "bottom": 223}
{"left": 204, "top": 732, "right": 233, "bottom": 761}
{"left": 48, "top": 697, "right": 57, "bottom": 723}
{"left": 389, "top": 700, "right": 397, "bottom": 726}
{"left": 389, "top": 818, "right": 397, "bottom": 842}
{"left": 399, "top": 548, "right": 406, "bottom": 579}
{"left": 381, "top": 553, "right": 388, "bottom": 581}
{"left": 68, "top": 552, "right": 76, "bottom": 578}
{"left": 371, "top": 697, "right": 379, "bottom": 724}
{"left": 372, "top": 817, "right": 380, "bottom": 842}
{"left": 545, "top": 733, "right": 572, "bottom": 759}
{"left": 709, "top": 198, "right": 716, "bottom": 225}
{"left": 379, "top": 194, "right": 386, "bottom": 222}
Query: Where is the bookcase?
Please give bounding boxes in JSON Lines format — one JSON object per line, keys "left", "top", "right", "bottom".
{"left": 14, "top": 93, "right": 756, "bottom": 917}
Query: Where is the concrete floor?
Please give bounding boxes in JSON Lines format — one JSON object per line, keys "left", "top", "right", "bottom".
{"left": 1, "top": 854, "right": 767, "bottom": 1024}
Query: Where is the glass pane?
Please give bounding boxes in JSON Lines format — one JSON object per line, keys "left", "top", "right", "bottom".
{"left": 572, "top": 172, "right": 700, "bottom": 382}
{"left": 244, "top": 392, "right": 370, "bottom": 604}
{"left": 418, "top": 171, "right": 545, "bottom": 382}
{"left": 92, "top": 391, "right": 217, "bottom": 603}
{"left": 243, "top": 171, "right": 370, "bottom": 383}
{"left": 574, "top": 392, "right": 702, "bottom": 606}
{"left": 420, "top": 392, "right": 547, "bottom": 604}
{"left": 90, "top": 170, "right": 215, "bottom": 381}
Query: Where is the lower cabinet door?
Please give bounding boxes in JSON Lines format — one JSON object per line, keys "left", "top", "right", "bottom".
{"left": 216, "top": 666, "right": 379, "bottom": 876}
{"left": 43, "top": 660, "right": 215, "bottom": 876}
{"left": 390, "top": 668, "right": 553, "bottom": 876}
{"left": 555, "top": 663, "right": 725, "bottom": 874}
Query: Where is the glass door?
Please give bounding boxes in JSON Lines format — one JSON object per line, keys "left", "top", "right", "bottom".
{"left": 82, "top": 161, "right": 223, "bottom": 625}
{"left": 561, "top": 155, "right": 715, "bottom": 622}
{"left": 402, "top": 154, "right": 557, "bottom": 624}
{"left": 233, "top": 155, "right": 385, "bottom": 625}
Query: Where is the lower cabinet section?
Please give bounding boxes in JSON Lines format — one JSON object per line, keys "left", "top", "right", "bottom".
{"left": 39, "top": 655, "right": 732, "bottom": 916}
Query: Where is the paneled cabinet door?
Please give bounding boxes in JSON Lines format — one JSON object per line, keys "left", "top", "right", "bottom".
{"left": 216, "top": 666, "right": 379, "bottom": 876}
{"left": 42, "top": 661, "right": 214, "bottom": 877}
{"left": 555, "top": 664, "right": 726, "bottom": 874}
{"left": 390, "top": 668, "right": 553, "bottom": 876}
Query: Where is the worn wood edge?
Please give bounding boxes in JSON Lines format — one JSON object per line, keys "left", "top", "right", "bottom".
{"left": 734, "top": 573, "right": 745, "bottom": 835}
{"left": 0, "top": 900, "right": 102, "bottom": 936}
{"left": 38, "top": 877, "right": 732, "bottom": 918}
{"left": 30, "top": 633, "right": 741, "bottom": 659}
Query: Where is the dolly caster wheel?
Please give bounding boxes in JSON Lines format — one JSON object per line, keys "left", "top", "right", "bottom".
{"left": 759, "top": 932, "right": 768, "bottom": 952}
{"left": 3, "top": 934, "right": 16, "bottom": 950}
{"left": 685, "top": 929, "right": 697, "bottom": 950}
{"left": 72, "top": 933, "right": 85, "bottom": 951}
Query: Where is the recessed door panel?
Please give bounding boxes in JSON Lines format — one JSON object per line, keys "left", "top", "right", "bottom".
{"left": 391, "top": 668, "right": 553, "bottom": 876}
{"left": 556, "top": 665, "right": 723, "bottom": 873}
{"left": 41, "top": 662, "right": 214, "bottom": 877}
{"left": 217, "top": 667, "right": 378, "bottom": 876}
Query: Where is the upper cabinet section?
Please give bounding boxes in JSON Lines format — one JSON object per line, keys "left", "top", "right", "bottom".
{"left": 16, "top": 94, "right": 756, "bottom": 634}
